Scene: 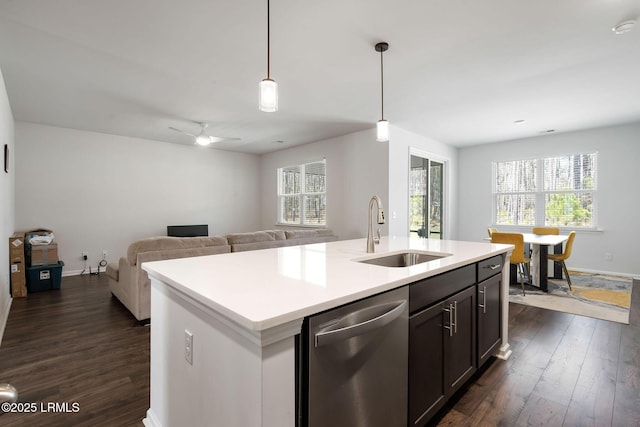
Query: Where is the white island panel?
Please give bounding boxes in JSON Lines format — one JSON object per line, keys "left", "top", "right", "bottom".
{"left": 145, "top": 281, "right": 299, "bottom": 427}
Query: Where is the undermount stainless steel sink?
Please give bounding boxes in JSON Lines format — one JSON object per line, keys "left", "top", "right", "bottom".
{"left": 357, "top": 251, "right": 451, "bottom": 268}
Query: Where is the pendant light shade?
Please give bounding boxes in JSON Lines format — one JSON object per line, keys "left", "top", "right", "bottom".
{"left": 259, "top": 78, "right": 278, "bottom": 112}
{"left": 259, "top": 0, "right": 278, "bottom": 112}
{"left": 376, "top": 119, "right": 389, "bottom": 142}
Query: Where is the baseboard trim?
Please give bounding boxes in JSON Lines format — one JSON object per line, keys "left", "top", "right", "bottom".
{"left": 0, "top": 296, "right": 13, "bottom": 346}
{"left": 570, "top": 267, "right": 639, "bottom": 279}
{"left": 143, "top": 408, "right": 161, "bottom": 427}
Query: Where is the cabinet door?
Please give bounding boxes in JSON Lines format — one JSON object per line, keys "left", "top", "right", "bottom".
{"left": 409, "top": 302, "right": 447, "bottom": 426}
{"left": 409, "top": 286, "right": 477, "bottom": 427}
{"left": 446, "top": 286, "right": 476, "bottom": 394}
{"left": 477, "top": 274, "right": 502, "bottom": 367}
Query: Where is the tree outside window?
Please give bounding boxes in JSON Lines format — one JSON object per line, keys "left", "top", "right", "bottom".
{"left": 278, "top": 160, "right": 326, "bottom": 226}
{"left": 493, "top": 153, "right": 597, "bottom": 228}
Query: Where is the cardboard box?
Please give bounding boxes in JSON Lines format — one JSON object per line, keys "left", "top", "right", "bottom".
{"left": 27, "top": 241, "right": 59, "bottom": 267}
{"left": 9, "top": 232, "right": 27, "bottom": 298}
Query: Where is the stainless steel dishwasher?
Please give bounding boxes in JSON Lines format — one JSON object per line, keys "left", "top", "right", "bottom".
{"left": 298, "top": 286, "right": 408, "bottom": 427}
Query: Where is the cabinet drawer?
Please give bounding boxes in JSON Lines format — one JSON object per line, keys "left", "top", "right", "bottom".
{"left": 409, "top": 264, "right": 476, "bottom": 314}
{"left": 477, "top": 255, "right": 503, "bottom": 282}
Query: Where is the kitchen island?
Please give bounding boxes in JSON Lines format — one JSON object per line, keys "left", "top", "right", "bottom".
{"left": 141, "top": 237, "right": 513, "bottom": 427}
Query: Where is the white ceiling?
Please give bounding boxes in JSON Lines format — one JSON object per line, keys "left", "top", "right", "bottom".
{"left": 1, "top": 0, "right": 639, "bottom": 154}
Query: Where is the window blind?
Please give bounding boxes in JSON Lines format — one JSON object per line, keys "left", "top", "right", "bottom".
{"left": 493, "top": 153, "right": 597, "bottom": 228}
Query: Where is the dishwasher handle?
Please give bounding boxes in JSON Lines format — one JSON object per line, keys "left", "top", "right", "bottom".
{"left": 314, "top": 300, "right": 407, "bottom": 348}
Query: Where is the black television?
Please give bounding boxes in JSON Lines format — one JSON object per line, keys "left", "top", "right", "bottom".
{"left": 167, "top": 224, "right": 209, "bottom": 237}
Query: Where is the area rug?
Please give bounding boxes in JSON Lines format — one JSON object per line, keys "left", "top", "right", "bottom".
{"left": 508, "top": 271, "right": 633, "bottom": 324}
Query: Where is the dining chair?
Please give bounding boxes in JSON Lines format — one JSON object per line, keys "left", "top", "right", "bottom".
{"left": 532, "top": 226, "right": 559, "bottom": 235}
{"left": 491, "top": 232, "right": 530, "bottom": 296}
{"left": 548, "top": 231, "right": 576, "bottom": 290}
{"left": 487, "top": 227, "right": 497, "bottom": 237}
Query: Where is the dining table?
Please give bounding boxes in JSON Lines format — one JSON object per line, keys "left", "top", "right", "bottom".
{"left": 521, "top": 233, "right": 569, "bottom": 292}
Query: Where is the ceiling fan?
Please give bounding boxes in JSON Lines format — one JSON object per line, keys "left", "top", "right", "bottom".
{"left": 169, "top": 121, "right": 240, "bottom": 146}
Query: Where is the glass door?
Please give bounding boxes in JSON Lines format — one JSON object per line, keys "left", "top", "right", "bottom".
{"left": 409, "top": 155, "right": 444, "bottom": 239}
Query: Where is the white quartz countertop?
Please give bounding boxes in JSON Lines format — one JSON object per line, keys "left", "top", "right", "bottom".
{"left": 142, "top": 236, "right": 512, "bottom": 332}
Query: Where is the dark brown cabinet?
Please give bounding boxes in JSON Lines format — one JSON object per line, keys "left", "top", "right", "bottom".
{"left": 477, "top": 255, "right": 503, "bottom": 368}
{"left": 409, "top": 302, "right": 446, "bottom": 426}
{"left": 408, "top": 266, "right": 477, "bottom": 427}
{"left": 408, "top": 255, "right": 504, "bottom": 427}
{"left": 448, "top": 286, "right": 476, "bottom": 390}
{"left": 477, "top": 274, "right": 502, "bottom": 367}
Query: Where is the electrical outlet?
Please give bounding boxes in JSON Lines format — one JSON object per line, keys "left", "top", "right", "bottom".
{"left": 184, "top": 330, "right": 193, "bottom": 365}
{"left": 82, "top": 251, "right": 88, "bottom": 261}
{"left": 102, "top": 250, "right": 108, "bottom": 259}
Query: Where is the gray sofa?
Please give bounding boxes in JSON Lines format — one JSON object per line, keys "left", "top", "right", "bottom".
{"left": 107, "top": 229, "right": 338, "bottom": 321}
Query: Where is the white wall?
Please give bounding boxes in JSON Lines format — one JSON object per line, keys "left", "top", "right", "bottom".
{"left": 15, "top": 123, "right": 261, "bottom": 274}
{"left": 260, "top": 129, "right": 389, "bottom": 240}
{"left": 259, "top": 126, "right": 459, "bottom": 243}
{"left": 388, "top": 126, "right": 459, "bottom": 239}
{"left": 0, "top": 67, "right": 15, "bottom": 340}
{"left": 458, "top": 122, "right": 640, "bottom": 276}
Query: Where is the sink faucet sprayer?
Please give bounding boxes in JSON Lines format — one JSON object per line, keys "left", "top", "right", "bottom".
{"left": 367, "top": 195, "right": 385, "bottom": 253}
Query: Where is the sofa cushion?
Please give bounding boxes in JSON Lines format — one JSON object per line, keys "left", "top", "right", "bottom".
{"left": 226, "top": 231, "right": 275, "bottom": 245}
{"left": 137, "top": 245, "right": 231, "bottom": 265}
{"left": 285, "top": 229, "right": 322, "bottom": 239}
{"left": 127, "top": 236, "right": 228, "bottom": 265}
{"left": 264, "top": 230, "right": 286, "bottom": 240}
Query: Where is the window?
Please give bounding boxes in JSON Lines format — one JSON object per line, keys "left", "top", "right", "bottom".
{"left": 278, "top": 160, "right": 326, "bottom": 226}
{"left": 493, "top": 153, "right": 597, "bottom": 228}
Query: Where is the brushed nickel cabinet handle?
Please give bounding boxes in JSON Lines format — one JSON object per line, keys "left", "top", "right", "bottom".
{"left": 478, "top": 286, "right": 486, "bottom": 314}
{"left": 481, "top": 286, "right": 487, "bottom": 313}
{"left": 443, "top": 304, "right": 453, "bottom": 337}
{"left": 453, "top": 301, "right": 457, "bottom": 334}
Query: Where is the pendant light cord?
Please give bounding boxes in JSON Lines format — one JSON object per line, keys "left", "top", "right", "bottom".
{"left": 380, "top": 49, "right": 384, "bottom": 120}
{"left": 267, "top": 0, "right": 271, "bottom": 79}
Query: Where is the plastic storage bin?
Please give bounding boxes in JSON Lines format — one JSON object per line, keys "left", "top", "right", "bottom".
{"left": 26, "top": 261, "right": 64, "bottom": 293}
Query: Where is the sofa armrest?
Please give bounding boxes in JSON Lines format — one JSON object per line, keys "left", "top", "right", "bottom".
{"left": 106, "top": 262, "right": 119, "bottom": 282}
{"left": 109, "top": 256, "right": 141, "bottom": 319}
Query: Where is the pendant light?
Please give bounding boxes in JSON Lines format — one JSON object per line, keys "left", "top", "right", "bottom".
{"left": 259, "top": 0, "right": 278, "bottom": 112}
{"left": 375, "top": 42, "right": 389, "bottom": 142}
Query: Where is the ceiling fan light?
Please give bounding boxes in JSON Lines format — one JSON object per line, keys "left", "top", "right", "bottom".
{"left": 259, "top": 78, "right": 278, "bottom": 112}
{"left": 376, "top": 120, "right": 389, "bottom": 142}
{"left": 612, "top": 19, "right": 636, "bottom": 34}
{"left": 195, "top": 134, "right": 212, "bottom": 146}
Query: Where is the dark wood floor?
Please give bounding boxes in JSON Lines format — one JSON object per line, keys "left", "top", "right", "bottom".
{"left": 1, "top": 275, "right": 639, "bottom": 426}
{"left": 0, "top": 274, "right": 149, "bottom": 426}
